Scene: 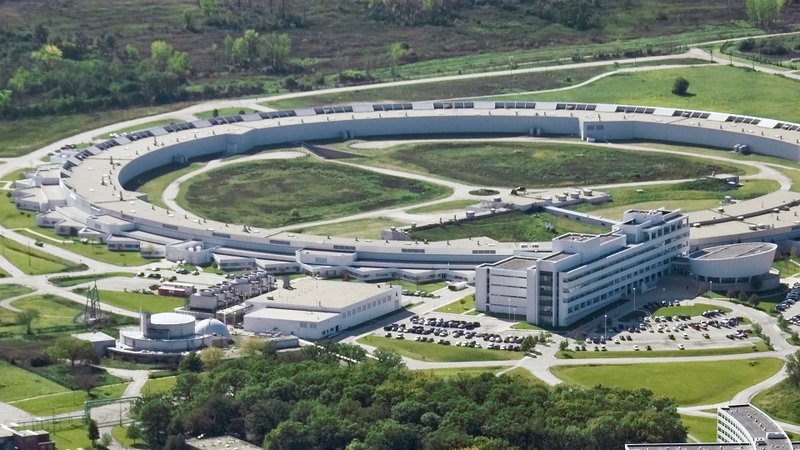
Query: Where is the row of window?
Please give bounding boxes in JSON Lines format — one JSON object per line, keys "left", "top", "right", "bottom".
{"left": 344, "top": 295, "right": 394, "bottom": 318}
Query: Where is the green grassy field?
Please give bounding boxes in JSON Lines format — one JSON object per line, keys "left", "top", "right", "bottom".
{"left": 112, "top": 424, "right": 145, "bottom": 449}
{"left": 178, "top": 158, "right": 451, "bottom": 228}
{"left": 0, "top": 361, "right": 68, "bottom": 402}
{"left": 20, "top": 420, "right": 92, "bottom": 450}
{"left": 0, "top": 295, "right": 83, "bottom": 334}
{"left": 407, "top": 200, "right": 479, "bottom": 214}
{"left": 0, "top": 236, "right": 86, "bottom": 275}
{"left": 359, "top": 335, "right": 524, "bottom": 362}
{"left": 96, "top": 119, "right": 183, "bottom": 139}
{"left": 292, "top": 217, "right": 410, "bottom": 239}
{"left": 752, "top": 380, "right": 800, "bottom": 425}
{"left": 551, "top": 358, "right": 783, "bottom": 406}
{"left": 49, "top": 272, "right": 135, "bottom": 288}
{"left": 413, "top": 366, "right": 507, "bottom": 379}
{"left": 10, "top": 382, "right": 128, "bottom": 415}
{"left": 131, "top": 162, "right": 205, "bottom": 209}
{"left": 141, "top": 376, "right": 178, "bottom": 395}
{"left": 503, "top": 367, "right": 550, "bottom": 387}
{"left": 387, "top": 280, "right": 448, "bottom": 294}
{"left": 195, "top": 107, "right": 257, "bottom": 119}
{"left": 15, "top": 230, "right": 158, "bottom": 267}
{"left": 408, "top": 211, "right": 608, "bottom": 242}
{"left": 681, "top": 414, "right": 718, "bottom": 442}
{"left": 0, "top": 284, "right": 34, "bottom": 300}
{"left": 74, "top": 289, "right": 185, "bottom": 314}
{"left": 773, "top": 257, "right": 800, "bottom": 277}
{"left": 557, "top": 341, "right": 767, "bottom": 359}
{"left": 349, "top": 141, "right": 745, "bottom": 188}
{"left": 515, "top": 65, "right": 800, "bottom": 123}
{"left": 652, "top": 302, "right": 732, "bottom": 317}
{"left": 435, "top": 294, "right": 476, "bottom": 314}
{"left": 572, "top": 179, "right": 780, "bottom": 220}
{"left": 0, "top": 104, "right": 187, "bottom": 157}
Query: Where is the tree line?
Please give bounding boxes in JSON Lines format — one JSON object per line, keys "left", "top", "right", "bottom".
{"left": 132, "top": 341, "right": 686, "bottom": 450}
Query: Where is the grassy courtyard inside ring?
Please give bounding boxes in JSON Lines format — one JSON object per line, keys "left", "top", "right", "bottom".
{"left": 177, "top": 158, "right": 452, "bottom": 228}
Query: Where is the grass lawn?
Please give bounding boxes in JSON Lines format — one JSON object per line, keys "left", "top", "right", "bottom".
{"left": 557, "top": 340, "right": 768, "bottom": 359}
{"left": 652, "top": 302, "right": 732, "bottom": 317}
{"left": 349, "top": 141, "right": 745, "bottom": 188}
{"left": 74, "top": 289, "right": 185, "bottom": 314}
{"left": 511, "top": 322, "right": 546, "bottom": 330}
{"left": 95, "top": 118, "right": 183, "bottom": 139}
{"left": 195, "top": 107, "right": 258, "bottom": 119}
{"left": 0, "top": 361, "right": 68, "bottom": 402}
{"left": 0, "top": 295, "right": 83, "bottom": 334}
{"left": 292, "top": 217, "right": 410, "bottom": 239}
{"left": 15, "top": 230, "right": 159, "bottom": 267}
{"left": 359, "top": 335, "right": 524, "bottom": 362}
{"left": 407, "top": 200, "right": 479, "bottom": 214}
{"left": 177, "top": 158, "right": 451, "bottom": 228}
{"left": 0, "top": 284, "right": 34, "bottom": 300}
{"left": 435, "top": 294, "right": 476, "bottom": 314}
{"left": 387, "top": 279, "right": 448, "bottom": 294}
{"left": 112, "top": 424, "right": 147, "bottom": 449}
{"left": 773, "top": 257, "right": 800, "bottom": 277}
{"left": 0, "top": 104, "right": 186, "bottom": 157}
{"left": 141, "top": 376, "right": 177, "bottom": 395}
{"left": 752, "top": 379, "right": 800, "bottom": 425}
{"left": 550, "top": 358, "right": 783, "bottom": 406}
{"left": 128, "top": 162, "right": 205, "bottom": 209}
{"left": 514, "top": 65, "right": 800, "bottom": 124}
{"left": 11, "top": 382, "right": 128, "bottom": 415}
{"left": 49, "top": 272, "right": 135, "bottom": 288}
{"left": 0, "top": 235, "right": 86, "bottom": 275}
{"left": 413, "top": 366, "right": 506, "bottom": 379}
{"left": 19, "top": 420, "right": 92, "bottom": 450}
{"left": 572, "top": 179, "right": 780, "bottom": 220}
{"left": 503, "top": 367, "right": 550, "bottom": 387}
{"left": 681, "top": 414, "right": 718, "bottom": 442}
{"left": 408, "top": 211, "right": 608, "bottom": 242}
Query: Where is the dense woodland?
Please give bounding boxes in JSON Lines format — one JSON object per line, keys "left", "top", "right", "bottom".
{"left": 1, "top": 0, "right": 798, "bottom": 119}
{"left": 132, "top": 344, "right": 686, "bottom": 450}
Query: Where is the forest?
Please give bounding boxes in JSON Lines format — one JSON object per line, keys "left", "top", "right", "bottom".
{"left": 132, "top": 344, "right": 686, "bottom": 450}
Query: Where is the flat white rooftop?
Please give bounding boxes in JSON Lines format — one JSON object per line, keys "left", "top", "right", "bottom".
{"left": 247, "top": 278, "right": 397, "bottom": 310}
{"left": 246, "top": 308, "right": 339, "bottom": 323}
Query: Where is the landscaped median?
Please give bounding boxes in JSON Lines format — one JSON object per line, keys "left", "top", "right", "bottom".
{"left": 434, "top": 294, "right": 476, "bottom": 315}
{"left": 550, "top": 358, "right": 783, "bottom": 406}
{"left": 556, "top": 340, "right": 768, "bottom": 359}
{"left": 358, "top": 335, "right": 524, "bottom": 362}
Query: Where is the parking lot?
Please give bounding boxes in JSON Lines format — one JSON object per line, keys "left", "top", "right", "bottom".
{"left": 575, "top": 299, "right": 758, "bottom": 353}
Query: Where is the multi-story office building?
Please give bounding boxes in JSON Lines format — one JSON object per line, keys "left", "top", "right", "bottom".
{"left": 475, "top": 209, "right": 690, "bottom": 327}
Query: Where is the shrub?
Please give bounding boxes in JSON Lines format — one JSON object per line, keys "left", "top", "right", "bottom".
{"left": 672, "top": 77, "right": 690, "bottom": 96}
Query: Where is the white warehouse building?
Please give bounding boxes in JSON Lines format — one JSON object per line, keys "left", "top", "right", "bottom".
{"left": 475, "top": 209, "right": 690, "bottom": 327}
{"left": 243, "top": 279, "right": 402, "bottom": 340}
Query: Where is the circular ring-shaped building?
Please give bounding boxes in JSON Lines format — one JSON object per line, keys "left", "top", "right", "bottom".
{"left": 688, "top": 242, "right": 778, "bottom": 290}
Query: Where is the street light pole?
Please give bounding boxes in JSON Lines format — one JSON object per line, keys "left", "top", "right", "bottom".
{"left": 633, "top": 287, "right": 637, "bottom": 313}
{"left": 604, "top": 314, "right": 607, "bottom": 340}
{"left": 507, "top": 298, "right": 511, "bottom": 321}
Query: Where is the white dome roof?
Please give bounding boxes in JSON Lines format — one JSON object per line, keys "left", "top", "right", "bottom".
{"left": 195, "top": 318, "right": 230, "bottom": 338}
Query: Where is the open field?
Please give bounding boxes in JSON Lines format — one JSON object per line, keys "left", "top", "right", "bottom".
{"left": 408, "top": 211, "right": 608, "bottom": 242}
{"left": 653, "top": 303, "right": 732, "bottom": 317}
{"left": 557, "top": 341, "right": 768, "bottom": 359}
{"left": 49, "top": 273, "right": 135, "bottom": 288}
{"left": 178, "top": 158, "right": 451, "bottom": 228}
{"left": 572, "top": 179, "right": 780, "bottom": 220}
{"left": 413, "top": 366, "right": 506, "bottom": 379}
{"left": 0, "top": 295, "right": 83, "bottom": 334}
{"left": 195, "top": 108, "right": 259, "bottom": 119}
{"left": 74, "top": 289, "right": 185, "bottom": 314}
{"left": 292, "top": 217, "right": 410, "bottom": 240}
{"left": 550, "top": 358, "right": 783, "bottom": 406}
{"left": 128, "top": 162, "right": 205, "bottom": 209}
{"left": 0, "top": 361, "right": 68, "bottom": 402}
{"left": 503, "top": 367, "right": 549, "bottom": 387}
{"left": 96, "top": 119, "right": 183, "bottom": 139}
{"left": 515, "top": 65, "right": 800, "bottom": 124}
{"left": 681, "top": 414, "right": 718, "bottom": 443}
{"left": 773, "top": 257, "right": 800, "bottom": 277}
{"left": 435, "top": 294, "right": 476, "bottom": 314}
{"left": 349, "top": 141, "right": 745, "bottom": 188}
{"left": 15, "top": 229, "right": 158, "bottom": 267}
{"left": 752, "top": 380, "right": 800, "bottom": 425}
{"left": 141, "top": 376, "right": 178, "bottom": 395}
{"left": 386, "top": 280, "right": 448, "bottom": 294}
{"left": 37, "top": 420, "right": 92, "bottom": 450}
{"left": 0, "top": 284, "right": 34, "bottom": 300}
{"left": 0, "top": 236, "right": 86, "bottom": 275}
{"left": 358, "top": 335, "right": 524, "bottom": 362}
{"left": 11, "top": 382, "right": 128, "bottom": 415}
{"left": 0, "top": 104, "right": 188, "bottom": 157}
{"left": 407, "top": 200, "right": 479, "bottom": 214}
